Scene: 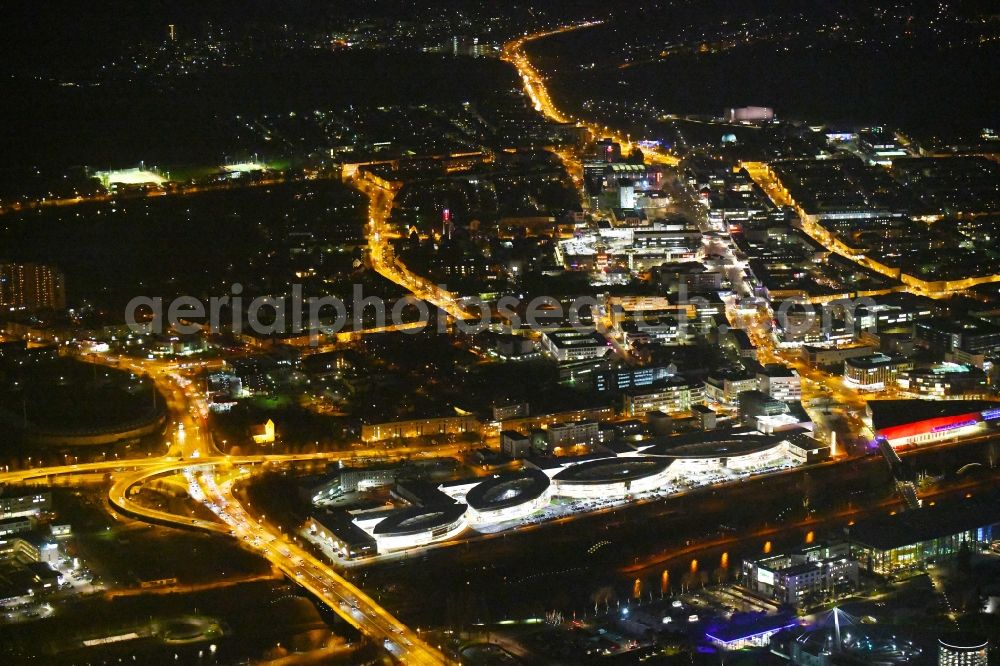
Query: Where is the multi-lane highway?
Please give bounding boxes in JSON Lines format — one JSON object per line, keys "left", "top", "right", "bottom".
{"left": 193, "top": 470, "right": 448, "bottom": 665}
{"left": 0, "top": 351, "right": 455, "bottom": 665}
{"left": 107, "top": 469, "right": 452, "bottom": 663}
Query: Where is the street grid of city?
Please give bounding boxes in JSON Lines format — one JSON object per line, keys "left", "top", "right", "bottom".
{"left": 1, "top": 2, "right": 999, "bottom": 665}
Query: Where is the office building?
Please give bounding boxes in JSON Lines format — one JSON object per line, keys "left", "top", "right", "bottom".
{"left": 594, "top": 138, "right": 622, "bottom": 163}
{"left": 898, "top": 364, "right": 989, "bottom": 400}
{"left": 0, "top": 492, "right": 51, "bottom": 520}
{"left": 757, "top": 364, "right": 802, "bottom": 402}
{"left": 946, "top": 347, "right": 990, "bottom": 370}
{"left": 850, "top": 292, "right": 938, "bottom": 331}
{"left": 618, "top": 183, "right": 635, "bottom": 209}
{"left": 0, "top": 536, "right": 40, "bottom": 563}
{"left": 540, "top": 328, "right": 611, "bottom": 362}
{"left": 647, "top": 410, "right": 674, "bottom": 435}
{"left": 743, "top": 543, "right": 858, "bottom": 605}
{"left": 856, "top": 128, "right": 908, "bottom": 165}
{"left": 917, "top": 318, "right": 1000, "bottom": 355}
{"left": 704, "top": 369, "right": 759, "bottom": 407}
{"left": 354, "top": 503, "right": 468, "bottom": 553}
{"left": 691, "top": 404, "right": 717, "bottom": 431}
{"left": 618, "top": 316, "right": 690, "bottom": 348}
{"left": 451, "top": 35, "right": 487, "bottom": 57}
{"left": 784, "top": 432, "right": 831, "bottom": 465}
{"left": 0, "top": 517, "right": 35, "bottom": 537}
{"left": 545, "top": 420, "right": 599, "bottom": 451}
{"left": 462, "top": 469, "right": 551, "bottom": 526}
{"left": 737, "top": 390, "right": 789, "bottom": 425}
{"left": 843, "top": 354, "right": 913, "bottom": 390}
{"left": 803, "top": 344, "right": 876, "bottom": 367}
{"left": 491, "top": 400, "right": 529, "bottom": 422}
{"left": 622, "top": 376, "right": 704, "bottom": 416}
{"left": 726, "top": 329, "right": 758, "bottom": 360}
{"left": 594, "top": 364, "right": 676, "bottom": 393}
{"left": 494, "top": 335, "right": 535, "bottom": 360}
{"left": 228, "top": 357, "right": 271, "bottom": 395}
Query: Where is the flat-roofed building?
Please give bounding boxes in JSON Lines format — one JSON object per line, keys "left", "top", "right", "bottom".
{"left": 500, "top": 406, "right": 616, "bottom": 434}
{"left": 743, "top": 543, "right": 858, "bottom": 606}
{"left": 361, "top": 414, "right": 480, "bottom": 442}
{"left": 898, "top": 363, "right": 989, "bottom": 399}
{"left": 491, "top": 401, "right": 529, "bottom": 422}
{"left": 917, "top": 318, "right": 1000, "bottom": 355}
{"left": 307, "top": 510, "right": 377, "bottom": 560}
{"left": 545, "top": 420, "right": 599, "bottom": 451}
{"left": 846, "top": 500, "right": 1000, "bottom": 575}
{"left": 0, "top": 492, "right": 51, "bottom": 520}
{"left": 623, "top": 376, "right": 704, "bottom": 417}
{"left": 843, "top": 353, "right": 913, "bottom": 390}
{"left": 850, "top": 292, "right": 939, "bottom": 331}
{"left": 0, "top": 537, "right": 40, "bottom": 563}
{"left": 737, "top": 390, "right": 788, "bottom": 425}
{"left": 500, "top": 430, "right": 531, "bottom": 458}
{"left": 594, "top": 364, "right": 676, "bottom": 393}
{"left": 0, "top": 517, "right": 35, "bottom": 537}
{"left": 726, "top": 329, "right": 758, "bottom": 360}
{"left": 757, "top": 364, "right": 802, "bottom": 402}
{"left": 785, "top": 432, "right": 831, "bottom": 465}
{"left": 705, "top": 368, "right": 759, "bottom": 407}
{"left": 540, "top": 328, "right": 611, "bottom": 362}
{"left": 803, "top": 344, "right": 876, "bottom": 367}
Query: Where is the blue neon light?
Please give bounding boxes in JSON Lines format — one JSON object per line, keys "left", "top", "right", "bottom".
{"left": 931, "top": 419, "right": 978, "bottom": 433}
{"left": 981, "top": 407, "right": 1000, "bottom": 421}
{"left": 705, "top": 622, "right": 798, "bottom": 645}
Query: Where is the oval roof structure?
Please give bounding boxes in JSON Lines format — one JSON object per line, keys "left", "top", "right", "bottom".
{"left": 553, "top": 457, "right": 670, "bottom": 485}
{"left": 466, "top": 469, "right": 550, "bottom": 511}
{"left": 372, "top": 503, "right": 467, "bottom": 537}
{"left": 657, "top": 438, "right": 782, "bottom": 459}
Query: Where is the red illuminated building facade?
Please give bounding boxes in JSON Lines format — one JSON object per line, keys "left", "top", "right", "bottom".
{"left": 867, "top": 400, "right": 1000, "bottom": 448}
